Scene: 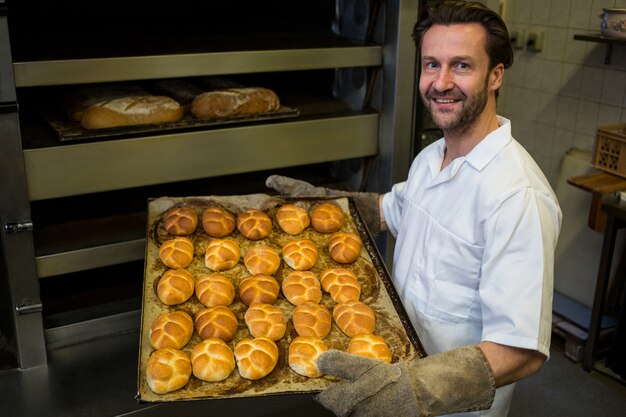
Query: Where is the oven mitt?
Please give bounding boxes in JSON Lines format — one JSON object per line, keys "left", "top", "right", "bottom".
{"left": 316, "top": 345, "right": 496, "bottom": 417}
{"left": 265, "top": 175, "right": 381, "bottom": 236}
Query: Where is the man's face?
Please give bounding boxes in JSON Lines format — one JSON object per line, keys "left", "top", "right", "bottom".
{"left": 419, "top": 23, "right": 496, "bottom": 134}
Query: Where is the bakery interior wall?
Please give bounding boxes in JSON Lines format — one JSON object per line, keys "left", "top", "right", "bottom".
{"left": 498, "top": 0, "right": 626, "bottom": 309}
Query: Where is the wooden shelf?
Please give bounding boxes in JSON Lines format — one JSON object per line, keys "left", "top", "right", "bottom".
{"left": 573, "top": 33, "right": 626, "bottom": 64}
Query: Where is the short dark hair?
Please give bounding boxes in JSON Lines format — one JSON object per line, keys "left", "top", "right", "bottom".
{"left": 412, "top": 0, "right": 514, "bottom": 70}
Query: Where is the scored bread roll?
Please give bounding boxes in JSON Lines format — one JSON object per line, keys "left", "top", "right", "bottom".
{"left": 311, "top": 202, "right": 345, "bottom": 233}
{"left": 204, "top": 239, "right": 241, "bottom": 271}
{"left": 244, "top": 303, "right": 287, "bottom": 341}
{"left": 81, "top": 95, "right": 184, "bottom": 129}
{"left": 333, "top": 300, "right": 376, "bottom": 338}
{"left": 145, "top": 348, "right": 192, "bottom": 394}
{"left": 347, "top": 334, "right": 392, "bottom": 363}
{"left": 328, "top": 232, "right": 363, "bottom": 264}
{"left": 149, "top": 310, "right": 194, "bottom": 350}
{"left": 194, "top": 306, "right": 238, "bottom": 342}
{"left": 276, "top": 204, "right": 310, "bottom": 235}
{"left": 201, "top": 206, "right": 236, "bottom": 238}
{"left": 238, "top": 275, "right": 280, "bottom": 306}
{"left": 191, "top": 87, "right": 280, "bottom": 119}
{"left": 163, "top": 207, "right": 198, "bottom": 236}
{"left": 195, "top": 273, "right": 235, "bottom": 307}
{"left": 288, "top": 336, "right": 329, "bottom": 378}
{"left": 190, "top": 338, "right": 236, "bottom": 382}
{"left": 234, "top": 337, "right": 279, "bottom": 380}
{"left": 64, "top": 84, "right": 149, "bottom": 122}
{"left": 281, "top": 271, "right": 322, "bottom": 306}
{"left": 319, "top": 267, "right": 361, "bottom": 303}
{"left": 292, "top": 301, "right": 332, "bottom": 338}
{"left": 157, "top": 268, "right": 195, "bottom": 306}
{"left": 281, "top": 239, "right": 318, "bottom": 271}
{"left": 243, "top": 244, "right": 281, "bottom": 275}
{"left": 159, "top": 237, "right": 194, "bottom": 269}
{"left": 236, "top": 209, "right": 273, "bottom": 240}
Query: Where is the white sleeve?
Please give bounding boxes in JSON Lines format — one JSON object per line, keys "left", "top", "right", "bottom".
{"left": 382, "top": 181, "right": 407, "bottom": 238}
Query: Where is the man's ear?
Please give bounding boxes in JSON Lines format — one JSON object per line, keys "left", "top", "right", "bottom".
{"left": 489, "top": 63, "right": 505, "bottom": 92}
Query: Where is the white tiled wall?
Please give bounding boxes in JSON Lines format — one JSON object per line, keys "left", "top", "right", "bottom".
{"left": 498, "top": 0, "right": 626, "bottom": 184}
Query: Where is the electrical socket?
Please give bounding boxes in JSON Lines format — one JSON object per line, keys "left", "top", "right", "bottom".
{"left": 510, "top": 30, "right": 526, "bottom": 50}
{"left": 526, "top": 32, "right": 544, "bottom": 52}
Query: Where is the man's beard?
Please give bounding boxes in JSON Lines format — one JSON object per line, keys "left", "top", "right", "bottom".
{"left": 421, "top": 76, "right": 489, "bottom": 135}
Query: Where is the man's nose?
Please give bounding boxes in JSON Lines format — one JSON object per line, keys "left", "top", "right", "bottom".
{"left": 433, "top": 69, "right": 454, "bottom": 92}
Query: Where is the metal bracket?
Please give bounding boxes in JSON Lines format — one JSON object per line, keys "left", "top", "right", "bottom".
{"left": 4, "top": 220, "right": 34, "bottom": 233}
{"left": 16, "top": 299, "right": 43, "bottom": 315}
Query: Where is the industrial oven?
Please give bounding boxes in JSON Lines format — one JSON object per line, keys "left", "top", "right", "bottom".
{"left": 0, "top": 0, "right": 419, "bottom": 415}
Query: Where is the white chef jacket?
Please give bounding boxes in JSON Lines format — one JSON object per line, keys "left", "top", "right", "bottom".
{"left": 382, "top": 117, "right": 561, "bottom": 417}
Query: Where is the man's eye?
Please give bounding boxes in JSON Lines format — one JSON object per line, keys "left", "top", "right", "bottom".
{"left": 424, "top": 62, "right": 438, "bottom": 69}
{"left": 457, "top": 63, "right": 469, "bottom": 69}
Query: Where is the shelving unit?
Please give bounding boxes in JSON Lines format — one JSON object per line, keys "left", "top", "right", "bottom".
{"left": 573, "top": 32, "right": 626, "bottom": 64}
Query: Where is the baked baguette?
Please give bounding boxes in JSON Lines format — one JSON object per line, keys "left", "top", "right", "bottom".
{"left": 64, "top": 84, "right": 149, "bottom": 122}
{"left": 81, "top": 95, "right": 183, "bottom": 129}
{"left": 191, "top": 87, "right": 280, "bottom": 119}
{"left": 145, "top": 348, "right": 192, "bottom": 394}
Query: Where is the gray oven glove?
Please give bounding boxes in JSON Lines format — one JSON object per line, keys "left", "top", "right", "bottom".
{"left": 316, "top": 345, "right": 496, "bottom": 417}
{"left": 265, "top": 175, "right": 381, "bottom": 236}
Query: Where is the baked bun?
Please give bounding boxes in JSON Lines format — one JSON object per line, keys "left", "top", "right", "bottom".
{"left": 332, "top": 300, "right": 376, "bottom": 338}
{"left": 159, "top": 237, "right": 194, "bottom": 269}
{"left": 81, "top": 95, "right": 184, "bottom": 129}
{"left": 347, "top": 334, "right": 392, "bottom": 363}
{"left": 276, "top": 204, "right": 310, "bottom": 235}
{"left": 319, "top": 267, "right": 361, "bottom": 303}
{"left": 244, "top": 303, "right": 287, "bottom": 341}
{"left": 162, "top": 207, "right": 198, "bottom": 236}
{"left": 149, "top": 310, "right": 194, "bottom": 350}
{"left": 282, "top": 271, "right": 322, "bottom": 306}
{"left": 157, "top": 268, "right": 195, "bottom": 305}
{"left": 244, "top": 244, "right": 281, "bottom": 275}
{"left": 234, "top": 337, "right": 279, "bottom": 380}
{"left": 194, "top": 306, "right": 238, "bottom": 342}
{"left": 328, "top": 232, "right": 362, "bottom": 264}
{"left": 311, "top": 202, "right": 345, "bottom": 233}
{"left": 292, "top": 301, "right": 332, "bottom": 338}
{"left": 238, "top": 275, "right": 280, "bottom": 306}
{"left": 190, "top": 338, "right": 236, "bottom": 382}
{"left": 195, "top": 273, "right": 235, "bottom": 307}
{"left": 145, "top": 348, "right": 192, "bottom": 394}
{"left": 281, "top": 239, "right": 318, "bottom": 271}
{"left": 236, "top": 209, "right": 272, "bottom": 240}
{"left": 288, "top": 336, "right": 328, "bottom": 378}
{"left": 204, "top": 239, "right": 241, "bottom": 271}
{"left": 201, "top": 206, "right": 236, "bottom": 238}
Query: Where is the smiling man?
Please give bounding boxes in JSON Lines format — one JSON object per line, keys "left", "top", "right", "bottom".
{"left": 266, "top": 2, "right": 562, "bottom": 416}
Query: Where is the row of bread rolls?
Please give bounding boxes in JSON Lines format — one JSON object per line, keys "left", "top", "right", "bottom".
{"left": 64, "top": 80, "right": 281, "bottom": 130}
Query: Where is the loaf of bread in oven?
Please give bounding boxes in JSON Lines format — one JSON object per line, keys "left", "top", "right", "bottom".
{"left": 236, "top": 209, "right": 273, "bottom": 240}
{"left": 281, "top": 271, "right": 322, "bottom": 306}
{"left": 276, "top": 204, "right": 310, "bottom": 235}
{"left": 328, "top": 232, "right": 362, "bottom": 264}
{"left": 347, "top": 334, "right": 392, "bottom": 363}
{"left": 288, "top": 336, "right": 328, "bottom": 378}
{"left": 333, "top": 300, "right": 376, "bottom": 338}
{"left": 64, "top": 84, "right": 149, "bottom": 122}
{"left": 244, "top": 303, "right": 287, "bottom": 341}
{"left": 190, "top": 338, "right": 236, "bottom": 382}
{"left": 201, "top": 206, "right": 236, "bottom": 238}
{"left": 195, "top": 272, "right": 235, "bottom": 308}
{"left": 238, "top": 274, "right": 280, "bottom": 306}
{"left": 319, "top": 267, "right": 361, "bottom": 303}
{"left": 145, "top": 348, "right": 192, "bottom": 394}
{"left": 311, "top": 202, "right": 345, "bottom": 233}
{"left": 204, "top": 239, "right": 241, "bottom": 271}
{"left": 156, "top": 268, "right": 195, "bottom": 306}
{"left": 80, "top": 95, "right": 184, "bottom": 129}
{"left": 292, "top": 301, "right": 332, "bottom": 338}
{"left": 191, "top": 87, "right": 280, "bottom": 119}
{"left": 282, "top": 239, "right": 319, "bottom": 271}
{"left": 163, "top": 207, "right": 198, "bottom": 236}
{"left": 149, "top": 310, "right": 194, "bottom": 350}
{"left": 159, "top": 237, "right": 195, "bottom": 269}
{"left": 243, "top": 244, "right": 281, "bottom": 275}
{"left": 194, "top": 305, "right": 238, "bottom": 342}
{"left": 234, "top": 337, "right": 279, "bottom": 380}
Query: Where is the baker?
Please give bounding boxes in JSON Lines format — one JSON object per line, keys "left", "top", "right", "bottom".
{"left": 265, "top": 1, "right": 562, "bottom": 416}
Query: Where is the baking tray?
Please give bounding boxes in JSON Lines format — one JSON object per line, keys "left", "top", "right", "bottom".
{"left": 136, "top": 194, "right": 425, "bottom": 403}
{"left": 42, "top": 106, "right": 300, "bottom": 142}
